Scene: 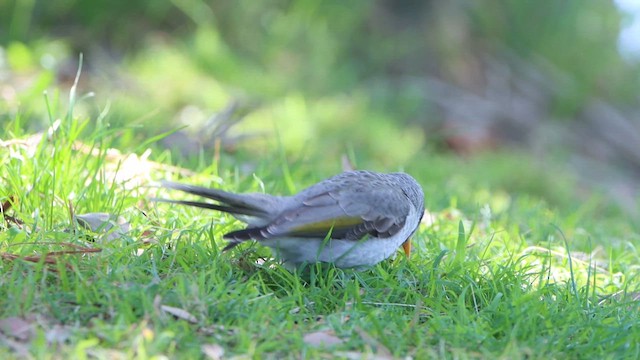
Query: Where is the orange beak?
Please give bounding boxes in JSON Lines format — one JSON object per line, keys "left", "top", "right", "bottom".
{"left": 402, "top": 239, "right": 412, "bottom": 258}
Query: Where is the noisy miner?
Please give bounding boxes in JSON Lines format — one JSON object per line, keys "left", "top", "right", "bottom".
{"left": 157, "top": 170, "right": 425, "bottom": 269}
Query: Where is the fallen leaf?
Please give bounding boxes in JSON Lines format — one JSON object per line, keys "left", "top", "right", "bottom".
{"left": 0, "top": 317, "right": 34, "bottom": 341}
{"left": 161, "top": 305, "right": 198, "bottom": 324}
{"left": 1, "top": 195, "right": 16, "bottom": 212}
{"left": 202, "top": 344, "right": 225, "bottom": 360}
{"left": 74, "top": 212, "right": 130, "bottom": 241}
{"left": 3, "top": 214, "right": 25, "bottom": 228}
{"left": 1, "top": 242, "right": 101, "bottom": 270}
{"left": 198, "top": 324, "right": 236, "bottom": 336}
{"left": 45, "top": 324, "right": 72, "bottom": 344}
{"left": 334, "top": 351, "right": 396, "bottom": 360}
{"left": 1, "top": 195, "right": 24, "bottom": 228}
{"left": 289, "top": 306, "right": 301, "bottom": 314}
{"left": 303, "top": 330, "right": 343, "bottom": 347}
{"left": 289, "top": 301, "right": 315, "bottom": 314}
{"left": 355, "top": 327, "right": 393, "bottom": 358}
{"left": 341, "top": 154, "right": 356, "bottom": 172}
{"left": 0, "top": 332, "right": 30, "bottom": 357}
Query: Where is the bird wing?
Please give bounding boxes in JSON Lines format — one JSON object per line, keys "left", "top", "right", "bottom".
{"left": 224, "top": 186, "right": 411, "bottom": 243}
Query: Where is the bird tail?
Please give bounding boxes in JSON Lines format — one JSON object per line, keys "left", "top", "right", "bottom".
{"left": 221, "top": 224, "right": 288, "bottom": 251}
{"left": 154, "top": 180, "right": 283, "bottom": 250}
{"left": 153, "top": 180, "right": 275, "bottom": 218}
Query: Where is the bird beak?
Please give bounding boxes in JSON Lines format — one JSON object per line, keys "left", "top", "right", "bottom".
{"left": 402, "top": 239, "right": 411, "bottom": 257}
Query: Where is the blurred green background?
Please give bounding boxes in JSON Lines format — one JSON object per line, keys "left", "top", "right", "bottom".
{"left": 2, "top": 0, "right": 640, "bottom": 215}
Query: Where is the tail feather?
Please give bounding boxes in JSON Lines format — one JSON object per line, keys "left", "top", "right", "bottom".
{"left": 151, "top": 198, "right": 260, "bottom": 217}
{"left": 158, "top": 180, "right": 275, "bottom": 217}
{"left": 160, "top": 180, "right": 269, "bottom": 215}
{"left": 224, "top": 227, "right": 269, "bottom": 241}
{"left": 221, "top": 227, "right": 267, "bottom": 251}
{"left": 158, "top": 180, "right": 279, "bottom": 251}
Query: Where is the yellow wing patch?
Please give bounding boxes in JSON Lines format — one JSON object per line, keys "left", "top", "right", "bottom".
{"left": 289, "top": 217, "right": 363, "bottom": 233}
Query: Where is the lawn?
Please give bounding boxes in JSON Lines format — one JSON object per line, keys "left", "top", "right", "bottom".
{"left": 2, "top": 1, "right": 640, "bottom": 358}
{"left": 1, "top": 77, "right": 639, "bottom": 359}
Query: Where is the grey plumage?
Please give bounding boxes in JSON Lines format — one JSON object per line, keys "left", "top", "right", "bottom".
{"left": 157, "top": 170, "right": 425, "bottom": 268}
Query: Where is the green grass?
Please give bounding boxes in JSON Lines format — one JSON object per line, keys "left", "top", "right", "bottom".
{"left": 1, "top": 87, "right": 639, "bottom": 359}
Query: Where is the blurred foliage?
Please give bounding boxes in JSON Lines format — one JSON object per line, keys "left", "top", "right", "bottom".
{"left": 467, "top": 1, "right": 635, "bottom": 111}
{"left": 4, "top": 0, "right": 636, "bottom": 100}
{"left": 1, "top": 0, "right": 639, "bottom": 214}
{"left": 2, "top": 0, "right": 186, "bottom": 50}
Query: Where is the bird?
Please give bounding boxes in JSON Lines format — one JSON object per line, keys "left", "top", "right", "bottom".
{"left": 156, "top": 170, "right": 425, "bottom": 269}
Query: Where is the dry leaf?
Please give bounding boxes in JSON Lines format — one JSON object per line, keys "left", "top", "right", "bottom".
{"left": 341, "top": 154, "right": 356, "bottom": 172}
{"left": 355, "top": 328, "right": 393, "bottom": 358}
{"left": 303, "top": 330, "right": 343, "bottom": 347}
{"left": 198, "top": 324, "right": 236, "bottom": 336}
{"left": 202, "top": 344, "right": 225, "bottom": 360}
{"left": 1, "top": 195, "right": 24, "bottom": 228}
{"left": 74, "top": 212, "right": 130, "bottom": 241}
{"left": 0, "top": 332, "right": 30, "bottom": 357}
{"left": 1, "top": 242, "right": 101, "bottom": 270}
{"left": 334, "top": 351, "right": 396, "bottom": 360}
{"left": 1, "top": 195, "right": 16, "bottom": 212}
{"left": 161, "top": 305, "right": 198, "bottom": 324}
{"left": 0, "top": 317, "right": 34, "bottom": 341}
{"left": 289, "top": 306, "right": 301, "bottom": 314}
{"left": 45, "top": 324, "right": 72, "bottom": 344}
{"left": 3, "top": 214, "right": 25, "bottom": 228}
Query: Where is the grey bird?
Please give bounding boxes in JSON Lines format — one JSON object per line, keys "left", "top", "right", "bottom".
{"left": 157, "top": 170, "right": 425, "bottom": 269}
